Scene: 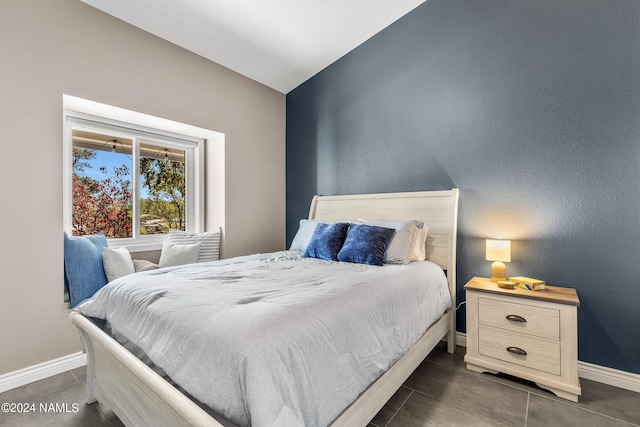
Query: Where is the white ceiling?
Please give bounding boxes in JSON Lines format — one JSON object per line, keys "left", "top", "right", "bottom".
{"left": 81, "top": 0, "right": 426, "bottom": 93}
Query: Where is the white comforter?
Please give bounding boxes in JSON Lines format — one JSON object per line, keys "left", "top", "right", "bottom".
{"left": 76, "top": 251, "right": 451, "bottom": 427}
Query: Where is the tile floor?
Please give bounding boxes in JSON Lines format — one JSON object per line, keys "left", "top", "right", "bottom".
{"left": 0, "top": 366, "right": 122, "bottom": 427}
{"left": 370, "top": 343, "right": 640, "bottom": 427}
{"left": 1, "top": 343, "right": 638, "bottom": 426}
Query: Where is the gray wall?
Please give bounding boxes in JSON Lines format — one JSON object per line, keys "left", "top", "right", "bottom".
{"left": 0, "top": 0, "right": 285, "bottom": 375}
{"left": 286, "top": 0, "right": 640, "bottom": 373}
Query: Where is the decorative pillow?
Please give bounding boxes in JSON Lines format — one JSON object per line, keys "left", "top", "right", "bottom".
{"left": 337, "top": 224, "right": 395, "bottom": 266}
{"left": 289, "top": 219, "right": 323, "bottom": 253}
{"left": 158, "top": 241, "right": 201, "bottom": 267}
{"left": 169, "top": 228, "right": 221, "bottom": 262}
{"left": 355, "top": 220, "right": 420, "bottom": 264}
{"left": 102, "top": 247, "right": 135, "bottom": 282}
{"left": 63, "top": 232, "right": 108, "bottom": 307}
{"left": 410, "top": 226, "right": 429, "bottom": 262}
{"left": 133, "top": 259, "right": 160, "bottom": 272}
{"left": 303, "top": 222, "right": 350, "bottom": 261}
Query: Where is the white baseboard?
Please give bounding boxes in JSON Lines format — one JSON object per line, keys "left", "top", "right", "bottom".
{"left": 0, "top": 352, "right": 87, "bottom": 394}
{"left": 578, "top": 361, "right": 640, "bottom": 393}
{"left": 455, "top": 331, "right": 467, "bottom": 347}
{"left": 453, "top": 332, "right": 640, "bottom": 394}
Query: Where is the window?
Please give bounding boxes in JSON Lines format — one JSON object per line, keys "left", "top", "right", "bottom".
{"left": 62, "top": 95, "right": 225, "bottom": 303}
{"left": 64, "top": 113, "right": 204, "bottom": 250}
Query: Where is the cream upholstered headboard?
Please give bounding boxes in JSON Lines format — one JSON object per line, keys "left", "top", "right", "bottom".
{"left": 308, "top": 189, "right": 460, "bottom": 328}
{"left": 308, "top": 189, "right": 459, "bottom": 271}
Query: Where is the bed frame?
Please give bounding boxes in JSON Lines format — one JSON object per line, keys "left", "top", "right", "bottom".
{"left": 69, "top": 189, "right": 459, "bottom": 427}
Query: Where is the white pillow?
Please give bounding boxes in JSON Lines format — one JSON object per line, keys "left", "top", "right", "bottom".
{"left": 158, "top": 241, "right": 201, "bottom": 267}
{"left": 289, "top": 220, "right": 323, "bottom": 253}
{"left": 169, "top": 228, "right": 221, "bottom": 262}
{"left": 410, "top": 226, "right": 429, "bottom": 262}
{"left": 102, "top": 247, "right": 135, "bottom": 282}
{"left": 133, "top": 259, "right": 160, "bottom": 272}
{"left": 355, "top": 220, "right": 420, "bottom": 264}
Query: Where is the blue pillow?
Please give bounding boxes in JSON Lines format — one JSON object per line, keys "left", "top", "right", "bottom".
{"left": 64, "top": 232, "right": 109, "bottom": 307}
{"left": 337, "top": 224, "right": 395, "bottom": 266}
{"left": 304, "top": 222, "right": 350, "bottom": 261}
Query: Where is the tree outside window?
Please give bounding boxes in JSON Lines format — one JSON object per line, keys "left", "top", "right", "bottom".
{"left": 72, "top": 146, "right": 132, "bottom": 237}
{"left": 139, "top": 143, "right": 186, "bottom": 235}
{"left": 70, "top": 129, "right": 187, "bottom": 239}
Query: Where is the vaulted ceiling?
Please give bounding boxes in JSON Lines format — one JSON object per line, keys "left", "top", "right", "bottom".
{"left": 81, "top": 0, "right": 426, "bottom": 93}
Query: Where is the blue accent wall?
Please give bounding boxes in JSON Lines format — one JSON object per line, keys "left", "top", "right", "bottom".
{"left": 286, "top": 0, "right": 640, "bottom": 374}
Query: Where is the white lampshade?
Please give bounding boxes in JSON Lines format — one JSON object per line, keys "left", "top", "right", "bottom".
{"left": 486, "top": 239, "right": 511, "bottom": 282}
{"left": 486, "top": 239, "right": 511, "bottom": 262}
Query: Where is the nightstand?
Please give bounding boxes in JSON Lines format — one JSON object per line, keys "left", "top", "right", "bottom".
{"left": 464, "top": 276, "right": 581, "bottom": 401}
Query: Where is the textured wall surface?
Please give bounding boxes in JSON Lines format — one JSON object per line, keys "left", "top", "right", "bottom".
{"left": 0, "top": 0, "right": 285, "bottom": 375}
{"left": 287, "top": 0, "right": 640, "bottom": 373}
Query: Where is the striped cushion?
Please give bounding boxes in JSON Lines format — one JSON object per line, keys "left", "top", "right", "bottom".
{"left": 168, "top": 228, "right": 221, "bottom": 262}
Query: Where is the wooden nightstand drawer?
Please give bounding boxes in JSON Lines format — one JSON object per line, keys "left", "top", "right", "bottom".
{"left": 479, "top": 297, "right": 560, "bottom": 340}
{"left": 479, "top": 326, "right": 561, "bottom": 375}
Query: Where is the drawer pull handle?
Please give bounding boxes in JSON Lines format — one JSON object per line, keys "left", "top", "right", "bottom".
{"left": 507, "top": 346, "right": 527, "bottom": 356}
{"left": 506, "top": 314, "right": 527, "bottom": 323}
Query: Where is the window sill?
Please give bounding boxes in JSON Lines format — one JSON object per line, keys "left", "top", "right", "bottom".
{"left": 107, "top": 240, "right": 164, "bottom": 253}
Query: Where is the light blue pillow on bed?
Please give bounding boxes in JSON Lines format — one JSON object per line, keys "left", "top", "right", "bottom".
{"left": 289, "top": 219, "right": 322, "bottom": 253}
{"left": 304, "top": 222, "right": 350, "bottom": 261}
{"left": 337, "top": 224, "right": 395, "bottom": 266}
{"left": 64, "top": 232, "right": 108, "bottom": 307}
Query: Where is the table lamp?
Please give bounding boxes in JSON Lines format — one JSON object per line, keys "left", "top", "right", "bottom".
{"left": 486, "top": 239, "right": 511, "bottom": 282}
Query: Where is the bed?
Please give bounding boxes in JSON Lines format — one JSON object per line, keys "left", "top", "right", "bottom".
{"left": 69, "top": 189, "right": 460, "bottom": 427}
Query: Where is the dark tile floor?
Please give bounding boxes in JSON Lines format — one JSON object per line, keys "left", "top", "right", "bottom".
{"left": 1, "top": 343, "right": 638, "bottom": 426}
{"left": 0, "top": 366, "right": 122, "bottom": 427}
{"left": 370, "top": 343, "right": 640, "bottom": 427}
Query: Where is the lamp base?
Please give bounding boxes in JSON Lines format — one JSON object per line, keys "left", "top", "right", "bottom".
{"left": 490, "top": 261, "right": 507, "bottom": 283}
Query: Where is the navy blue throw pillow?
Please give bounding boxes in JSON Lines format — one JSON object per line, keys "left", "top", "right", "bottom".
{"left": 304, "top": 222, "right": 350, "bottom": 261}
{"left": 337, "top": 224, "right": 395, "bottom": 266}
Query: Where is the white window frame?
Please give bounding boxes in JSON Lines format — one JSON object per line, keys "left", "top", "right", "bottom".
{"left": 63, "top": 109, "right": 205, "bottom": 252}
